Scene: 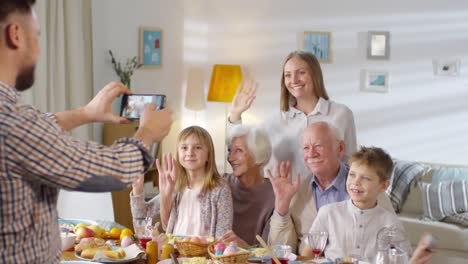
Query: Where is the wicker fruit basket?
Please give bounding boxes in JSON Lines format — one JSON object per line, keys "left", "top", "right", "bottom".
{"left": 208, "top": 243, "right": 250, "bottom": 264}
{"left": 175, "top": 240, "right": 209, "bottom": 257}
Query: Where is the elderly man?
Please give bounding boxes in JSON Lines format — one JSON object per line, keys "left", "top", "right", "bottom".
{"left": 267, "top": 121, "right": 394, "bottom": 253}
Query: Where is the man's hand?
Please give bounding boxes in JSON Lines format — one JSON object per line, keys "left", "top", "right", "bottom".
{"left": 83, "top": 82, "right": 131, "bottom": 124}
{"left": 134, "top": 103, "right": 173, "bottom": 146}
{"left": 229, "top": 80, "right": 257, "bottom": 122}
{"left": 267, "top": 161, "right": 300, "bottom": 216}
{"left": 220, "top": 230, "right": 249, "bottom": 248}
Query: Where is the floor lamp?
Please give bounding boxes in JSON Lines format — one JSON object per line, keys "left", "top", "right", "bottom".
{"left": 207, "top": 64, "right": 243, "bottom": 173}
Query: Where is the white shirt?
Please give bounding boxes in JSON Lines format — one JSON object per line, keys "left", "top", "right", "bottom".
{"left": 307, "top": 199, "right": 407, "bottom": 262}
{"left": 172, "top": 186, "right": 206, "bottom": 236}
{"left": 230, "top": 98, "right": 357, "bottom": 179}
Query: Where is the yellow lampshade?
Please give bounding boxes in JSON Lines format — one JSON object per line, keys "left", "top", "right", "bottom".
{"left": 207, "top": 64, "right": 242, "bottom": 102}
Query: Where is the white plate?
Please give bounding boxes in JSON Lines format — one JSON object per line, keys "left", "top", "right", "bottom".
{"left": 157, "top": 258, "right": 190, "bottom": 264}
{"left": 74, "top": 246, "right": 141, "bottom": 264}
{"left": 61, "top": 261, "right": 102, "bottom": 264}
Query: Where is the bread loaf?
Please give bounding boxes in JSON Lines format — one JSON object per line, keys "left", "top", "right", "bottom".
{"left": 80, "top": 248, "right": 126, "bottom": 259}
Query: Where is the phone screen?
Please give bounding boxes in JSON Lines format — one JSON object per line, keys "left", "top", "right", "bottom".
{"left": 120, "top": 94, "right": 166, "bottom": 120}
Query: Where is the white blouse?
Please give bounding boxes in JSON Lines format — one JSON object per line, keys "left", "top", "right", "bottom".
{"left": 172, "top": 186, "right": 206, "bottom": 236}
{"left": 229, "top": 98, "right": 357, "bottom": 179}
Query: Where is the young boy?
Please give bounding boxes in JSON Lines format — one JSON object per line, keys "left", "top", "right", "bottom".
{"left": 301, "top": 146, "right": 407, "bottom": 261}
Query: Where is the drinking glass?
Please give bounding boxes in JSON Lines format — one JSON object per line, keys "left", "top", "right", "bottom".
{"left": 307, "top": 231, "right": 328, "bottom": 259}
{"left": 133, "top": 217, "right": 153, "bottom": 249}
{"left": 273, "top": 245, "right": 292, "bottom": 264}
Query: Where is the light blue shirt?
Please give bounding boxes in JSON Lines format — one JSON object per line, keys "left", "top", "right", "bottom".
{"left": 312, "top": 162, "right": 349, "bottom": 210}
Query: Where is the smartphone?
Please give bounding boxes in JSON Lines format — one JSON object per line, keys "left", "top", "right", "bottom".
{"left": 120, "top": 94, "right": 166, "bottom": 120}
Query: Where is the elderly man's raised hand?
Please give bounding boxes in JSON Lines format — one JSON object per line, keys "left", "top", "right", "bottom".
{"left": 267, "top": 161, "right": 300, "bottom": 216}
{"left": 229, "top": 80, "right": 257, "bottom": 122}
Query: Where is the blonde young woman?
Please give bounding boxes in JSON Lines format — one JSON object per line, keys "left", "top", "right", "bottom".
{"left": 131, "top": 126, "right": 233, "bottom": 238}
{"left": 228, "top": 50, "right": 357, "bottom": 179}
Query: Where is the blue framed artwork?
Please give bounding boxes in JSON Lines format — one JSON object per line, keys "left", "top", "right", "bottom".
{"left": 139, "top": 27, "right": 162, "bottom": 68}
{"left": 304, "top": 31, "right": 332, "bottom": 63}
{"left": 361, "top": 70, "right": 390, "bottom": 93}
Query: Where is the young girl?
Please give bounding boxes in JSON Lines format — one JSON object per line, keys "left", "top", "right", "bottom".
{"left": 130, "top": 126, "right": 233, "bottom": 238}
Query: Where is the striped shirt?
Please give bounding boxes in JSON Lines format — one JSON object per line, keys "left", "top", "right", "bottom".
{"left": 0, "top": 81, "right": 153, "bottom": 263}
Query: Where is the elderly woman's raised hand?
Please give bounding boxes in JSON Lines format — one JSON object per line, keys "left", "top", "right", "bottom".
{"left": 229, "top": 80, "right": 258, "bottom": 122}
{"left": 156, "top": 153, "right": 177, "bottom": 197}
{"left": 220, "top": 230, "right": 249, "bottom": 248}
{"left": 267, "top": 161, "right": 300, "bottom": 216}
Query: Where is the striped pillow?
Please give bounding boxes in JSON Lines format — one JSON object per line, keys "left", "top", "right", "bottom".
{"left": 444, "top": 212, "right": 468, "bottom": 227}
{"left": 386, "top": 160, "right": 428, "bottom": 213}
{"left": 420, "top": 181, "right": 468, "bottom": 221}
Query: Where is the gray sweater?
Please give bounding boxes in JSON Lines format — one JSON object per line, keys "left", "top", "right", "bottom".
{"left": 224, "top": 173, "right": 275, "bottom": 246}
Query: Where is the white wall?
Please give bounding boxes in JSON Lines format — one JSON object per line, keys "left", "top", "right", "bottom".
{"left": 59, "top": 0, "right": 468, "bottom": 221}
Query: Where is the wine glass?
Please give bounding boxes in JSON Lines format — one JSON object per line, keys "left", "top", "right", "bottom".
{"left": 307, "top": 231, "right": 328, "bottom": 259}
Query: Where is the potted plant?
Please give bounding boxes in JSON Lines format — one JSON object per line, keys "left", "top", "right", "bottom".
{"left": 108, "top": 50, "right": 142, "bottom": 89}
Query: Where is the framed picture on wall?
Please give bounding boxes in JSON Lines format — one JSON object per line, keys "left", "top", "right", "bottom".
{"left": 303, "top": 31, "right": 332, "bottom": 63}
{"left": 432, "top": 59, "right": 461, "bottom": 76}
{"left": 361, "top": 70, "right": 390, "bottom": 93}
{"left": 367, "top": 31, "right": 390, "bottom": 60}
{"left": 139, "top": 27, "right": 162, "bottom": 68}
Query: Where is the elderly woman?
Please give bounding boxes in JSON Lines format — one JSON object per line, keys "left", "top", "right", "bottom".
{"left": 220, "top": 125, "right": 275, "bottom": 248}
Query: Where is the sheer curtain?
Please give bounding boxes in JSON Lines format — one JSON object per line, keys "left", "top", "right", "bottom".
{"left": 23, "top": 0, "right": 94, "bottom": 141}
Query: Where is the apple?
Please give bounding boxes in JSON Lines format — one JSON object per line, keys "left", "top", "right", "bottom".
{"left": 73, "top": 223, "right": 88, "bottom": 234}
{"left": 87, "top": 225, "right": 105, "bottom": 238}
{"left": 75, "top": 226, "right": 94, "bottom": 240}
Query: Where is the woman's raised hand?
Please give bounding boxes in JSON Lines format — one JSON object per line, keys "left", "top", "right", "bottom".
{"left": 229, "top": 80, "right": 258, "bottom": 122}
{"left": 156, "top": 153, "right": 177, "bottom": 197}
{"left": 267, "top": 161, "right": 300, "bottom": 216}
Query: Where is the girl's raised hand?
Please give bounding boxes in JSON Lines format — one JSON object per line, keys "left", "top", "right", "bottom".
{"left": 132, "top": 175, "right": 145, "bottom": 196}
{"left": 229, "top": 80, "right": 258, "bottom": 122}
{"left": 156, "top": 153, "right": 177, "bottom": 196}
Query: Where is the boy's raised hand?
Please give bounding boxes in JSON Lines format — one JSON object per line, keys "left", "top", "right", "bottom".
{"left": 267, "top": 161, "right": 300, "bottom": 216}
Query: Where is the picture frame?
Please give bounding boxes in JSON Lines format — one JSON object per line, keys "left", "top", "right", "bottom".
{"left": 139, "top": 27, "right": 162, "bottom": 68}
{"left": 432, "top": 59, "right": 461, "bottom": 76}
{"left": 361, "top": 70, "right": 390, "bottom": 93}
{"left": 303, "top": 31, "right": 332, "bottom": 63}
{"left": 367, "top": 31, "right": 390, "bottom": 60}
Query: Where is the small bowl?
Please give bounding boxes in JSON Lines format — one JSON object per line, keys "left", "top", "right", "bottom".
{"left": 61, "top": 232, "right": 77, "bottom": 251}
{"left": 335, "top": 257, "right": 359, "bottom": 264}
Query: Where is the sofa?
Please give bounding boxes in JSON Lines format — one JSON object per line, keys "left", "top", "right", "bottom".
{"left": 388, "top": 160, "right": 468, "bottom": 264}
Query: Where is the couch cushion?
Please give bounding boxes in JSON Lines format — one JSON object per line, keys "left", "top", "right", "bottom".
{"left": 420, "top": 181, "right": 468, "bottom": 221}
{"left": 399, "top": 212, "right": 468, "bottom": 252}
{"left": 386, "top": 160, "right": 429, "bottom": 213}
{"left": 444, "top": 212, "right": 468, "bottom": 227}
{"left": 431, "top": 167, "right": 468, "bottom": 183}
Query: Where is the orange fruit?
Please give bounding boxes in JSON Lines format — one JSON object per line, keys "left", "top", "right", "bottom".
{"left": 109, "top": 227, "right": 121, "bottom": 240}
{"left": 120, "top": 228, "right": 133, "bottom": 240}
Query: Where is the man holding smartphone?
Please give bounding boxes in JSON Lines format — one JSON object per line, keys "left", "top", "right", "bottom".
{"left": 0, "top": 0, "right": 172, "bottom": 263}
